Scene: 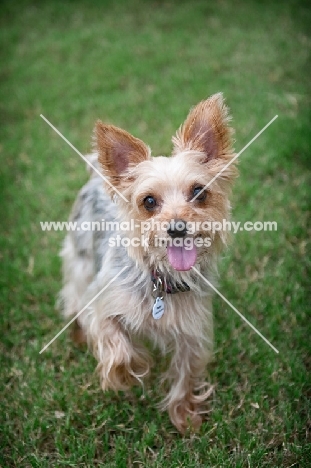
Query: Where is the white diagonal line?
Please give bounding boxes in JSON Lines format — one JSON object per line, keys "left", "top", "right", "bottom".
{"left": 191, "top": 115, "right": 278, "bottom": 202}
{"left": 39, "top": 266, "right": 129, "bottom": 354}
{"left": 192, "top": 266, "right": 279, "bottom": 354}
{"left": 40, "top": 114, "right": 129, "bottom": 203}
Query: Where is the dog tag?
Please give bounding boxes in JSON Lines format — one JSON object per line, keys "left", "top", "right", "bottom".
{"left": 152, "top": 297, "right": 165, "bottom": 320}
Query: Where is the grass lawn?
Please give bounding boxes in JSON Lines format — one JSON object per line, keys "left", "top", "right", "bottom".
{"left": 1, "top": 0, "right": 310, "bottom": 466}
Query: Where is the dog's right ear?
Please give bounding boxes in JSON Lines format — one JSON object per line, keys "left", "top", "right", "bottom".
{"left": 95, "top": 122, "right": 150, "bottom": 190}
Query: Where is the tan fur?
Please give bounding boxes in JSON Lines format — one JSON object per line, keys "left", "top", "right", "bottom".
{"left": 60, "top": 93, "right": 238, "bottom": 434}
{"left": 71, "top": 319, "right": 87, "bottom": 345}
{"left": 96, "top": 123, "right": 151, "bottom": 193}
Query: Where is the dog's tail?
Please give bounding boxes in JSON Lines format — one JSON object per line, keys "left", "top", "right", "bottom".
{"left": 85, "top": 152, "right": 102, "bottom": 178}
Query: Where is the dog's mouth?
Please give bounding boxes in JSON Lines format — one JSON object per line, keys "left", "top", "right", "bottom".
{"left": 167, "top": 244, "right": 197, "bottom": 271}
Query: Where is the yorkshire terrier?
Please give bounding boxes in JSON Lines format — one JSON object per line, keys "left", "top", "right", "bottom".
{"left": 59, "top": 93, "right": 238, "bottom": 433}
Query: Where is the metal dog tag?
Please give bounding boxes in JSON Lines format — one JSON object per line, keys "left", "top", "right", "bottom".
{"left": 152, "top": 297, "right": 165, "bottom": 320}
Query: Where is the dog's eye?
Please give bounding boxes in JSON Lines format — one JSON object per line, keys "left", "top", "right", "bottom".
{"left": 192, "top": 186, "right": 207, "bottom": 201}
{"left": 144, "top": 196, "right": 157, "bottom": 211}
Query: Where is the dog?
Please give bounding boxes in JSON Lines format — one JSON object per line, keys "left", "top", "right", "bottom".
{"left": 59, "top": 93, "right": 238, "bottom": 433}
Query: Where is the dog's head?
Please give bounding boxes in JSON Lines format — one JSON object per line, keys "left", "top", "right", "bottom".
{"left": 96, "top": 93, "right": 238, "bottom": 273}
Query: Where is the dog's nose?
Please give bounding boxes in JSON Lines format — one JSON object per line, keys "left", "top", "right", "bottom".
{"left": 167, "top": 219, "right": 187, "bottom": 238}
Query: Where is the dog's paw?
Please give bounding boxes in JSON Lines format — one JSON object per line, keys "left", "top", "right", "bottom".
{"left": 169, "top": 400, "right": 203, "bottom": 434}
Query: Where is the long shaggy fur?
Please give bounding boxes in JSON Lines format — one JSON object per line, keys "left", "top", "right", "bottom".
{"left": 59, "top": 93, "right": 238, "bottom": 433}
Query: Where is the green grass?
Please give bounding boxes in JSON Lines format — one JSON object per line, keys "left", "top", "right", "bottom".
{"left": 1, "top": 0, "right": 310, "bottom": 466}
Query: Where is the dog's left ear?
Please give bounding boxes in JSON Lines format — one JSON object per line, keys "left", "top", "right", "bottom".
{"left": 172, "top": 93, "right": 233, "bottom": 162}
{"left": 95, "top": 122, "right": 150, "bottom": 188}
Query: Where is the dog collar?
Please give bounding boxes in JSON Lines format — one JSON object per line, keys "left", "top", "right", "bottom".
{"left": 151, "top": 269, "right": 190, "bottom": 295}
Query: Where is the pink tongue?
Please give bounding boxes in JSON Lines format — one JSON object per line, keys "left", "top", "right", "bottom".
{"left": 167, "top": 244, "right": 197, "bottom": 271}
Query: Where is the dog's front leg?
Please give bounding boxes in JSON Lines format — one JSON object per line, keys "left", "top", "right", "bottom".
{"left": 161, "top": 336, "right": 213, "bottom": 434}
{"left": 92, "top": 318, "right": 152, "bottom": 392}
